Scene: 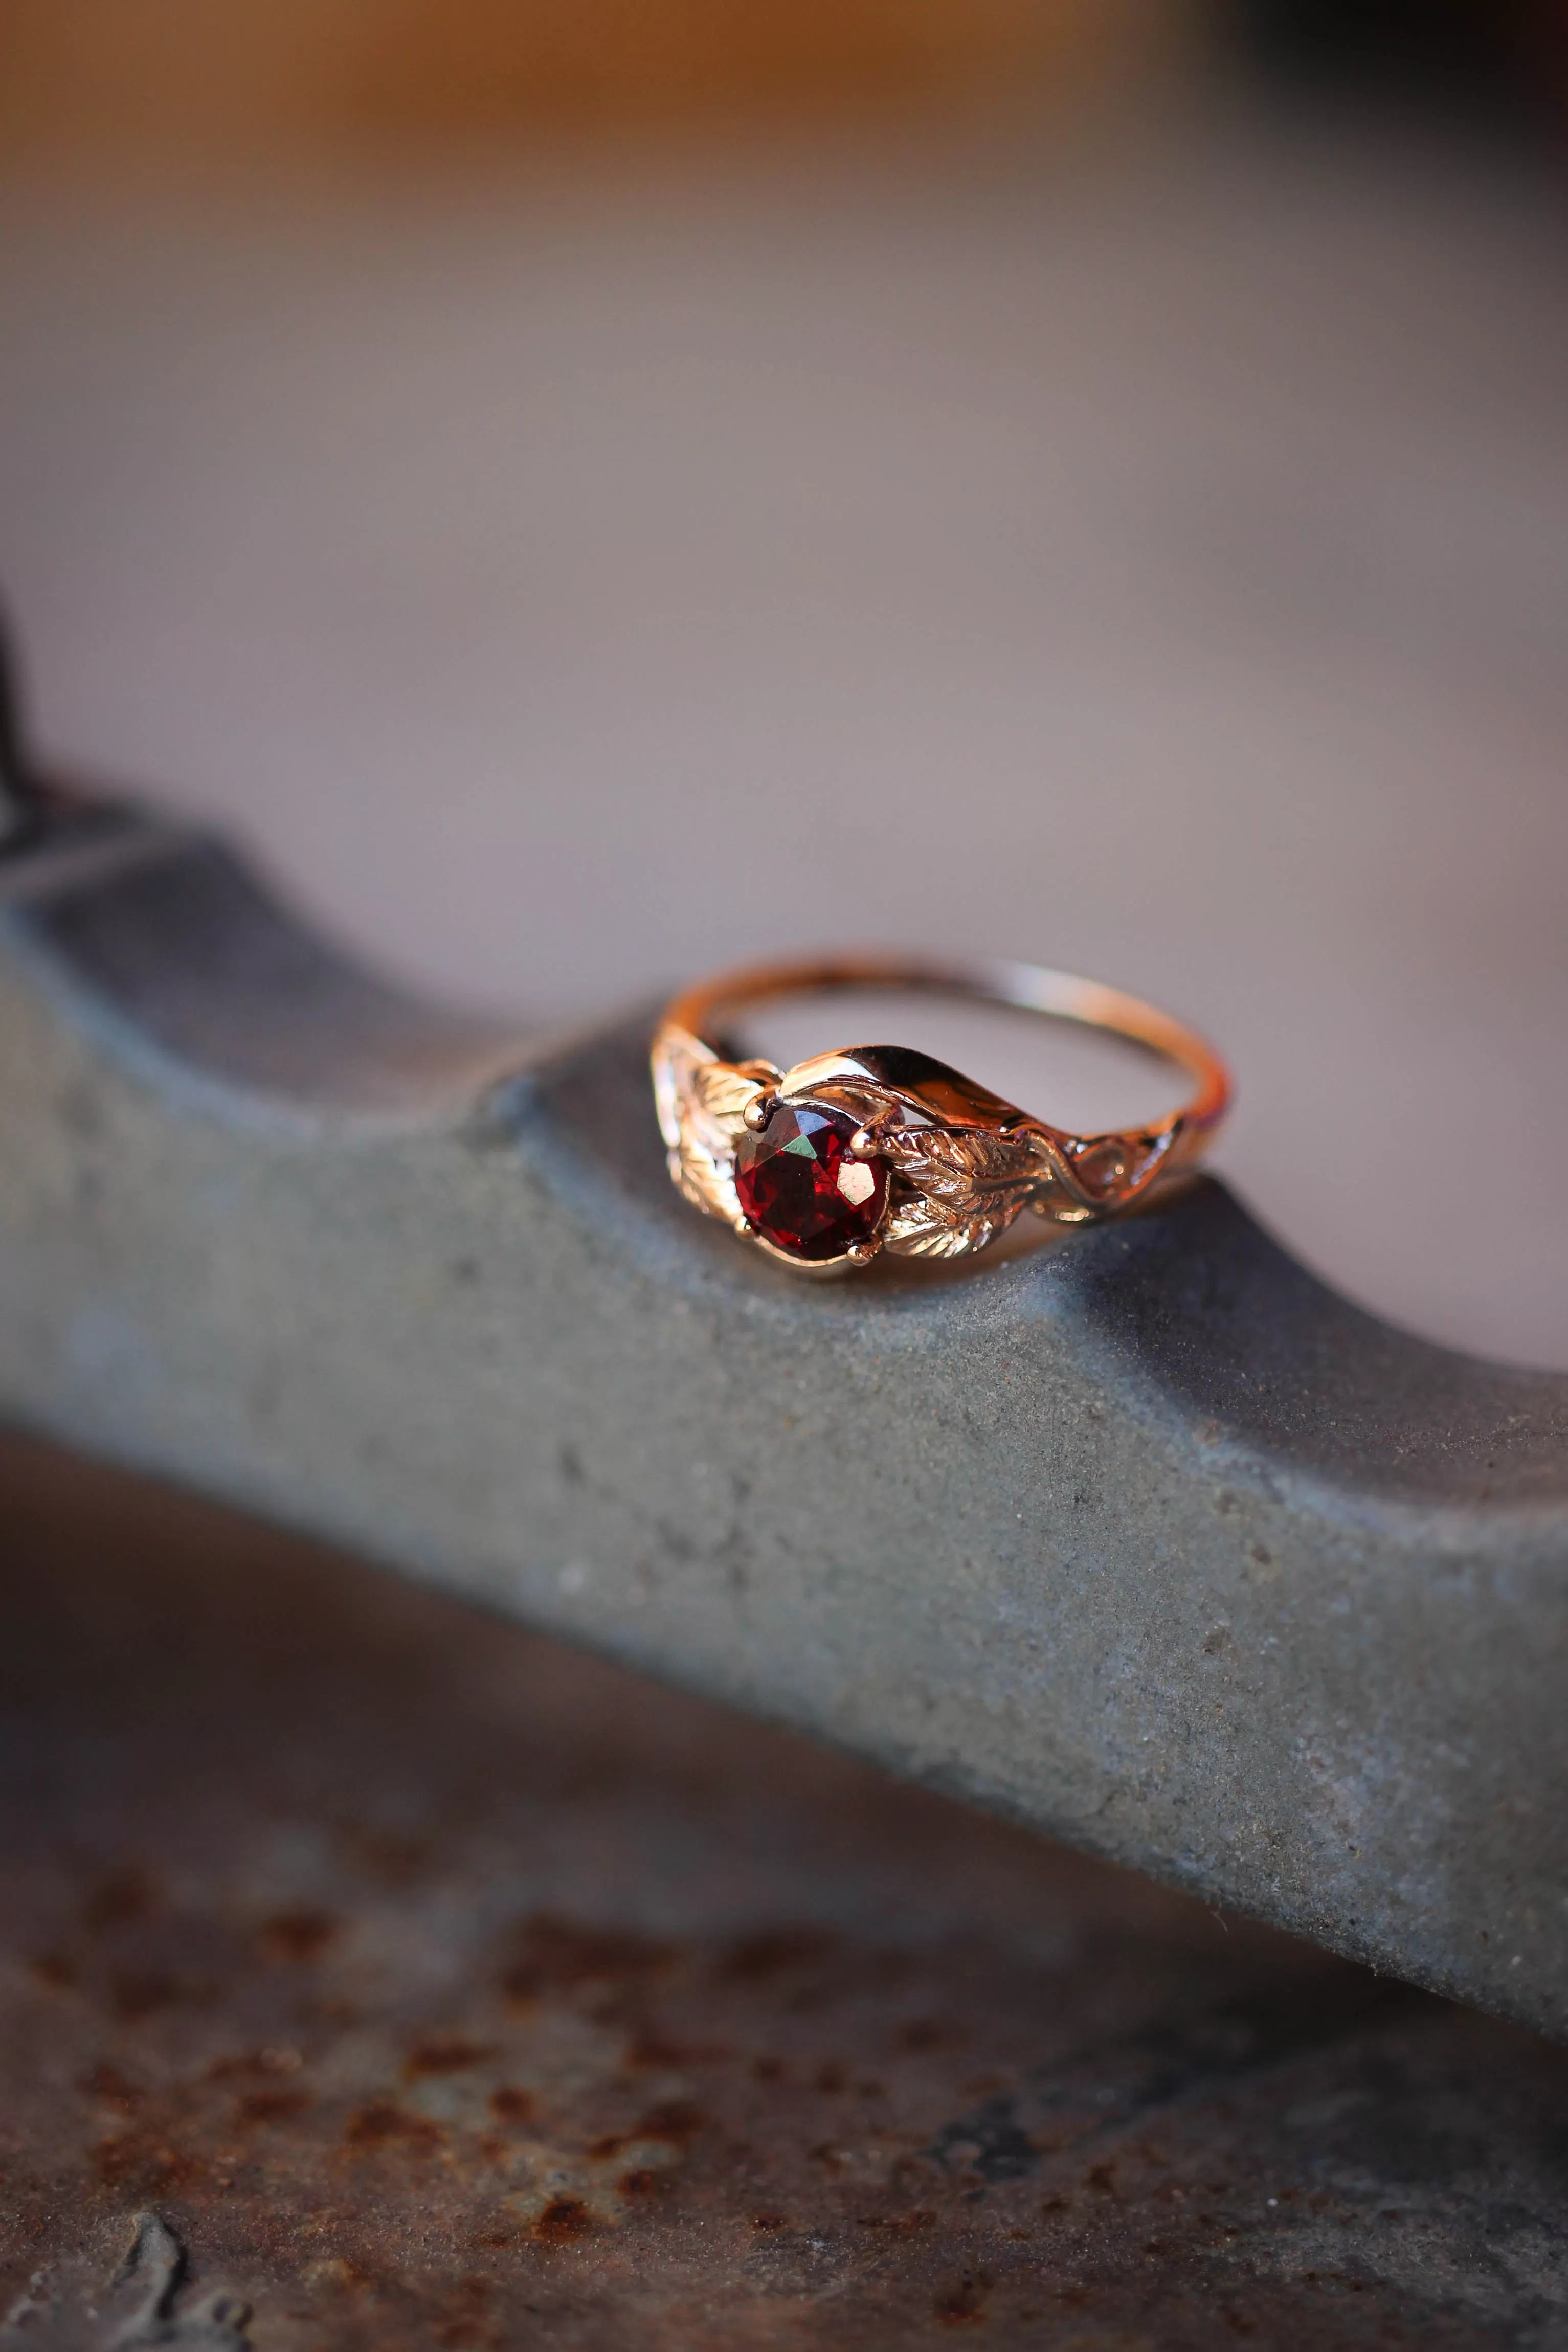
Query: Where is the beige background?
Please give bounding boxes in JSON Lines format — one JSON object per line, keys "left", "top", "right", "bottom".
{"left": 2, "top": 103, "right": 1565, "bottom": 1367}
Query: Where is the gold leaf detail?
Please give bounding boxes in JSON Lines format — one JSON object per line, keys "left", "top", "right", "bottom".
{"left": 691, "top": 1061, "right": 771, "bottom": 1133}
{"left": 880, "top": 1125, "right": 1052, "bottom": 1257}
{"left": 883, "top": 1193, "right": 1014, "bottom": 1259}
{"left": 671, "top": 1130, "right": 743, "bottom": 1227}
{"left": 651, "top": 1022, "right": 775, "bottom": 1232}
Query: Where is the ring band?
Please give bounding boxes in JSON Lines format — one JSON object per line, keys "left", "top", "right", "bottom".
{"left": 653, "top": 955, "right": 1230, "bottom": 1278}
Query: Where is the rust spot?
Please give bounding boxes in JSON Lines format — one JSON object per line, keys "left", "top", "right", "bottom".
{"left": 718, "top": 1928, "right": 836, "bottom": 1983}
{"left": 1085, "top": 2162, "right": 1118, "bottom": 2196}
{"left": 858, "top": 2210, "right": 936, "bottom": 2233}
{"left": 895, "top": 2017, "right": 963, "bottom": 2052}
{"left": 78, "top": 2060, "right": 141, "bottom": 2112}
{"left": 94, "top": 2132, "right": 206, "bottom": 2196}
{"left": 487, "top": 2087, "right": 533, "bottom": 2125}
{"left": 237, "top": 2088, "right": 310, "bottom": 2127}
{"left": 405, "top": 2034, "right": 496, "bottom": 2078}
{"left": 83, "top": 1865, "right": 159, "bottom": 1932}
{"left": 109, "top": 1970, "right": 186, "bottom": 2020}
{"left": 636, "top": 2099, "right": 706, "bottom": 2144}
{"left": 348, "top": 1827, "right": 431, "bottom": 1885}
{"left": 304, "top": 1998, "right": 362, "bottom": 2036}
{"left": 751, "top": 2212, "right": 788, "bottom": 2230}
{"left": 344, "top": 2101, "right": 445, "bottom": 2155}
{"left": 622, "top": 2030, "right": 727, "bottom": 2070}
{"left": 814, "top": 2062, "right": 848, "bottom": 2094}
{"left": 533, "top": 2197, "right": 593, "bottom": 2243}
{"left": 751, "top": 2056, "right": 787, "bottom": 2082}
{"left": 261, "top": 1907, "right": 338, "bottom": 1963}
{"left": 934, "top": 2271, "right": 993, "bottom": 2326}
{"left": 207, "top": 2045, "right": 303, "bottom": 2082}
{"left": 502, "top": 1912, "right": 676, "bottom": 2004}
{"left": 1040, "top": 2196, "right": 1070, "bottom": 2215}
{"left": 30, "top": 1952, "right": 78, "bottom": 1991}
{"left": 618, "top": 2168, "right": 669, "bottom": 2197}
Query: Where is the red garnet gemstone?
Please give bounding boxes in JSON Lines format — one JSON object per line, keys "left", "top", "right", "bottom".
{"left": 734, "top": 1101, "right": 888, "bottom": 1263}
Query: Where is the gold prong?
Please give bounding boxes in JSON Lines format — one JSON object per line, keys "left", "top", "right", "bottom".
{"left": 845, "top": 1239, "right": 880, "bottom": 1265}
{"left": 849, "top": 1126, "right": 881, "bottom": 1160}
{"left": 742, "top": 1092, "right": 774, "bottom": 1133}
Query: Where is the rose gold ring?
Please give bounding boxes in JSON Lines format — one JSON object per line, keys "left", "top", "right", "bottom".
{"left": 652, "top": 955, "right": 1231, "bottom": 1278}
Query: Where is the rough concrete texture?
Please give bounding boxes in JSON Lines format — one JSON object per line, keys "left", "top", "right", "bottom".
{"left": 0, "top": 814, "right": 1565, "bottom": 2037}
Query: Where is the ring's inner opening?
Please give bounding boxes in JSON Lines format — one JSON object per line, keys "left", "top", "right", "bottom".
{"left": 727, "top": 987, "right": 1193, "bottom": 1135}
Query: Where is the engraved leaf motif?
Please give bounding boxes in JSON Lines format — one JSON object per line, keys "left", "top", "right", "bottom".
{"left": 883, "top": 1126, "right": 1049, "bottom": 1213}
{"left": 674, "top": 1128, "right": 743, "bottom": 1226}
{"left": 691, "top": 1060, "right": 770, "bottom": 1135}
{"left": 883, "top": 1193, "right": 1013, "bottom": 1259}
{"left": 651, "top": 1023, "right": 773, "bottom": 1231}
{"left": 880, "top": 1125, "right": 1052, "bottom": 1257}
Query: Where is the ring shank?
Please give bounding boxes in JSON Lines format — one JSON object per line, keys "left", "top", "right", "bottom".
{"left": 663, "top": 954, "right": 1230, "bottom": 1144}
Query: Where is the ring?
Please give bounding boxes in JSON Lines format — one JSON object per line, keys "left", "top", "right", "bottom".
{"left": 652, "top": 955, "right": 1231, "bottom": 1278}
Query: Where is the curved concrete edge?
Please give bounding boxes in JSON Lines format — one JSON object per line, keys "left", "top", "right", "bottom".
{"left": 0, "top": 815, "right": 1564, "bottom": 2035}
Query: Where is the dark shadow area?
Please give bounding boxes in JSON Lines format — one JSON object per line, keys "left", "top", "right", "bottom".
{"left": 1227, "top": 0, "right": 1568, "bottom": 136}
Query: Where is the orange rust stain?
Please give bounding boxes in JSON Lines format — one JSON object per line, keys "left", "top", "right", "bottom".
{"left": 934, "top": 2271, "right": 993, "bottom": 2326}
{"left": 109, "top": 1970, "right": 188, "bottom": 2020}
{"left": 94, "top": 2132, "right": 207, "bottom": 2196}
{"left": 261, "top": 1908, "right": 338, "bottom": 1963}
{"left": 206, "top": 2047, "right": 303, "bottom": 2082}
{"left": 78, "top": 2061, "right": 142, "bottom": 2112}
{"left": 349, "top": 1828, "right": 431, "bottom": 1885}
{"left": 405, "top": 2035, "right": 496, "bottom": 2078}
{"left": 532, "top": 2197, "right": 593, "bottom": 2243}
{"left": 895, "top": 2017, "right": 964, "bottom": 2052}
{"left": 635, "top": 2099, "right": 706, "bottom": 2144}
{"left": 617, "top": 2167, "right": 669, "bottom": 2198}
{"left": 487, "top": 2087, "right": 533, "bottom": 2125}
{"left": 718, "top": 1929, "right": 837, "bottom": 1982}
{"left": 622, "top": 2030, "right": 728, "bottom": 2070}
{"left": 502, "top": 1912, "right": 677, "bottom": 2004}
{"left": 237, "top": 2088, "right": 310, "bottom": 2127}
{"left": 344, "top": 2101, "right": 445, "bottom": 2155}
{"left": 83, "top": 1865, "right": 160, "bottom": 1932}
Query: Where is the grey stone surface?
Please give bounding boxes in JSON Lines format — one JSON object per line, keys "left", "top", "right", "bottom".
{"left": 1, "top": 809, "right": 1565, "bottom": 2036}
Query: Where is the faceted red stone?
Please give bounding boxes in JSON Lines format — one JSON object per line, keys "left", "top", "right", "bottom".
{"left": 734, "top": 1101, "right": 888, "bottom": 1262}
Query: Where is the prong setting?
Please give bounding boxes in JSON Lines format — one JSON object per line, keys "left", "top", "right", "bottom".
{"left": 742, "top": 1092, "right": 775, "bottom": 1134}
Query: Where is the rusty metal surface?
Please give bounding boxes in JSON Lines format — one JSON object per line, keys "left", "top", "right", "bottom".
{"left": 2, "top": 1438, "right": 1566, "bottom": 2350}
